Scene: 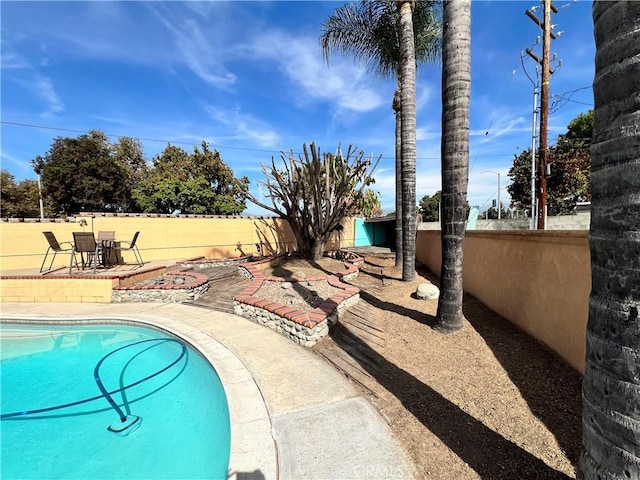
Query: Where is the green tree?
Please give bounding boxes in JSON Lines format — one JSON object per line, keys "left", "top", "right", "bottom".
{"left": 353, "top": 189, "right": 383, "bottom": 218}
{"left": 507, "top": 149, "right": 534, "bottom": 216}
{"left": 435, "top": 0, "right": 471, "bottom": 333}
{"left": 508, "top": 110, "right": 592, "bottom": 216}
{"left": 32, "top": 130, "right": 132, "bottom": 216}
{"left": 1, "top": 170, "right": 17, "bottom": 217}
{"left": 12, "top": 179, "right": 42, "bottom": 218}
{"left": 320, "top": 0, "right": 441, "bottom": 271}
{"left": 563, "top": 109, "right": 593, "bottom": 143}
{"left": 547, "top": 141, "right": 591, "bottom": 214}
{"left": 133, "top": 142, "right": 247, "bottom": 215}
{"left": 483, "top": 204, "right": 508, "bottom": 220}
{"left": 113, "top": 136, "right": 149, "bottom": 212}
{"left": 418, "top": 190, "right": 441, "bottom": 221}
{"left": 1, "top": 170, "right": 54, "bottom": 218}
{"left": 578, "top": 2, "right": 640, "bottom": 478}
{"left": 243, "top": 142, "right": 379, "bottom": 260}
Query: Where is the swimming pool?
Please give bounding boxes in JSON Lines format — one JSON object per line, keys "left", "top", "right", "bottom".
{"left": 1, "top": 322, "right": 231, "bottom": 479}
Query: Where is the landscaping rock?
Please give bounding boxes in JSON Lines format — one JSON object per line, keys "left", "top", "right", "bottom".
{"left": 416, "top": 283, "right": 439, "bottom": 300}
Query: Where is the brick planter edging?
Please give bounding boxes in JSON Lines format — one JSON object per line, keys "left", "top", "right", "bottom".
{"left": 112, "top": 270, "right": 210, "bottom": 303}
{"left": 233, "top": 257, "right": 361, "bottom": 347}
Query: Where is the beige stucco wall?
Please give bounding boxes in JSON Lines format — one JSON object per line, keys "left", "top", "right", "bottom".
{"left": 417, "top": 230, "right": 590, "bottom": 373}
{"left": 0, "top": 215, "right": 356, "bottom": 272}
{"left": 0, "top": 277, "right": 117, "bottom": 303}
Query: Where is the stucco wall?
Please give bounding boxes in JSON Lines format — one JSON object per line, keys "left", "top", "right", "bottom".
{"left": 417, "top": 230, "right": 590, "bottom": 373}
{"left": 0, "top": 214, "right": 357, "bottom": 271}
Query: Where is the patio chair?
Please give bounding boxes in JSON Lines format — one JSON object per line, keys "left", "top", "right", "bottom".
{"left": 40, "top": 231, "right": 77, "bottom": 274}
{"left": 112, "top": 231, "right": 144, "bottom": 268}
{"left": 97, "top": 231, "right": 117, "bottom": 266}
{"left": 97, "top": 231, "right": 115, "bottom": 242}
{"left": 69, "top": 232, "right": 104, "bottom": 274}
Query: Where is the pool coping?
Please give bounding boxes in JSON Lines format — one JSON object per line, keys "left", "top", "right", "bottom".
{"left": 1, "top": 302, "right": 415, "bottom": 480}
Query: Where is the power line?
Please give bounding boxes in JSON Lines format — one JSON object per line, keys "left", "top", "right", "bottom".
{"left": 469, "top": 66, "right": 518, "bottom": 175}
{"left": 0, "top": 121, "right": 280, "bottom": 155}
{"left": 550, "top": 86, "right": 593, "bottom": 112}
{"left": 1, "top": 119, "right": 517, "bottom": 162}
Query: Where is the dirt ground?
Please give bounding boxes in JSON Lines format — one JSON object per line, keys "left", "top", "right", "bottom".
{"left": 266, "top": 253, "right": 584, "bottom": 479}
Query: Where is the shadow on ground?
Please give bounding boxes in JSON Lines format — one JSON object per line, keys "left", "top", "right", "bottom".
{"left": 330, "top": 323, "right": 575, "bottom": 479}
{"left": 417, "top": 266, "right": 583, "bottom": 468}
{"left": 328, "top": 257, "right": 582, "bottom": 479}
{"left": 269, "top": 252, "right": 583, "bottom": 477}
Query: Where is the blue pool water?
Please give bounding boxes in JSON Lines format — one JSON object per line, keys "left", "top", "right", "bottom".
{"left": 1, "top": 322, "right": 231, "bottom": 479}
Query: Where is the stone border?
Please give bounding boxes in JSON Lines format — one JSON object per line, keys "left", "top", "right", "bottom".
{"left": 233, "top": 256, "right": 361, "bottom": 347}
{"left": 178, "top": 253, "right": 289, "bottom": 270}
{"left": 179, "top": 255, "right": 254, "bottom": 269}
{"left": 112, "top": 270, "right": 209, "bottom": 303}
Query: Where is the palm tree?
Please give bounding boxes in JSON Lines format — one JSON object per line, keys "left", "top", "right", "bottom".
{"left": 320, "top": 0, "right": 441, "bottom": 276}
{"left": 578, "top": 1, "right": 640, "bottom": 478}
{"left": 397, "top": 0, "right": 418, "bottom": 281}
{"left": 434, "top": 0, "right": 470, "bottom": 332}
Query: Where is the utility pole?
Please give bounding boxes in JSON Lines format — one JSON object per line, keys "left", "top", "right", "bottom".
{"left": 538, "top": 0, "right": 551, "bottom": 229}
{"left": 531, "top": 87, "right": 538, "bottom": 229}
{"left": 525, "top": 0, "right": 560, "bottom": 230}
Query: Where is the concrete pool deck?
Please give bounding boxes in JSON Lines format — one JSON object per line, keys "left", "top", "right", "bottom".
{"left": 1, "top": 302, "right": 414, "bottom": 480}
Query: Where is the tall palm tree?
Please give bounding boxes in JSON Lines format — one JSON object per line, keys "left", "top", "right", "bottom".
{"left": 393, "top": 88, "right": 403, "bottom": 268}
{"left": 397, "top": 0, "right": 418, "bottom": 281}
{"left": 320, "top": 0, "right": 441, "bottom": 276}
{"left": 578, "top": 1, "right": 640, "bottom": 478}
{"left": 434, "top": 0, "right": 471, "bottom": 332}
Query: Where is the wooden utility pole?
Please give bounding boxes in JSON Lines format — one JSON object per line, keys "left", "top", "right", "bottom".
{"left": 537, "top": 0, "right": 551, "bottom": 229}
{"left": 525, "top": 0, "right": 558, "bottom": 229}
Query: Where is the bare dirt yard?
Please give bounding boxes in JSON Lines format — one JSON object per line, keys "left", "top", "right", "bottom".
{"left": 265, "top": 252, "right": 583, "bottom": 479}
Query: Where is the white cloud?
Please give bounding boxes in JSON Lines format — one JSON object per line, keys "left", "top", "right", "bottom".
{"left": 202, "top": 104, "right": 280, "bottom": 148}
{"left": 1, "top": 43, "right": 64, "bottom": 117}
{"left": 243, "top": 31, "right": 387, "bottom": 114}
{"left": 0, "top": 151, "right": 30, "bottom": 172}
{"left": 1, "top": 49, "right": 29, "bottom": 70}
{"left": 470, "top": 115, "right": 529, "bottom": 139}
{"left": 148, "top": 5, "right": 237, "bottom": 88}
{"left": 34, "top": 76, "right": 64, "bottom": 117}
{"left": 416, "top": 124, "right": 440, "bottom": 142}
{"left": 416, "top": 83, "right": 435, "bottom": 111}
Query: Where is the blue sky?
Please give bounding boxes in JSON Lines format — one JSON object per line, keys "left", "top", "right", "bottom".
{"left": 1, "top": 1, "right": 595, "bottom": 215}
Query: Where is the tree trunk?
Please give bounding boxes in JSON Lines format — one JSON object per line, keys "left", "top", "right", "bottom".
{"left": 435, "top": 0, "right": 471, "bottom": 333}
{"left": 578, "top": 2, "right": 640, "bottom": 478}
{"left": 310, "top": 238, "right": 325, "bottom": 261}
{"left": 394, "top": 86, "right": 403, "bottom": 268}
{"left": 398, "top": 0, "right": 417, "bottom": 282}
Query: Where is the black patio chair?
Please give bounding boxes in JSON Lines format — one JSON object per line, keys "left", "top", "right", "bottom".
{"left": 40, "top": 231, "right": 77, "bottom": 274}
{"left": 112, "top": 231, "right": 144, "bottom": 268}
{"left": 69, "top": 232, "right": 104, "bottom": 274}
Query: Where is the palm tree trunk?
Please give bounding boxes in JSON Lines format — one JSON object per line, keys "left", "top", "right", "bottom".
{"left": 435, "top": 0, "right": 471, "bottom": 333}
{"left": 398, "top": 0, "right": 417, "bottom": 282}
{"left": 578, "top": 2, "right": 640, "bottom": 478}
{"left": 394, "top": 86, "right": 403, "bottom": 268}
